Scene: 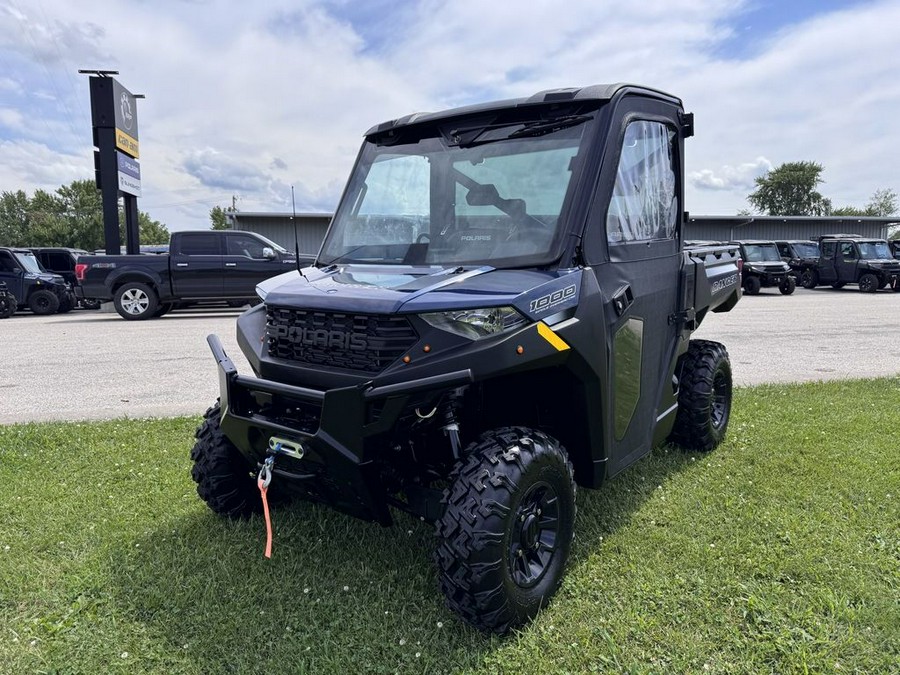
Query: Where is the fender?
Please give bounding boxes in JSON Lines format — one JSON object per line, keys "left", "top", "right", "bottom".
{"left": 106, "top": 266, "right": 168, "bottom": 298}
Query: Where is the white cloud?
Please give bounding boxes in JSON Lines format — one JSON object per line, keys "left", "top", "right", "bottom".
{"left": 690, "top": 157, "right": 772, "bottom": 191}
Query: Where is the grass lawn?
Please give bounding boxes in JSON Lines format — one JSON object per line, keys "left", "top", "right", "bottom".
{"left": 0, "top": 378, "right": 897, "bottom": 674}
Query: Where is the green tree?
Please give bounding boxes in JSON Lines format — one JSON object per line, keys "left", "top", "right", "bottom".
{"left": 833, "top": 188, "right": 898, "bottom": 217}
{"left": 0, "top": 180, "right": 169, "bottom": 250}
{"left": 747, "top": 161, "right": 832, "bottom": 216}
{"left": 0, "top": 190, "right": 30, "bottom": 246}
{"left": 209, "top": 205, "right": 232, "bottom": 230}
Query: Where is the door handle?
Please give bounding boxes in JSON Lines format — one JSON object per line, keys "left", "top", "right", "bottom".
{"left": 225, "top": 263, "right": 237, "bottom": 267}
{"left": 612, "top": 284, "right": 634, "bottom": 317}
{"left": 176, "top": 263, "right": 188, "bottom": 267}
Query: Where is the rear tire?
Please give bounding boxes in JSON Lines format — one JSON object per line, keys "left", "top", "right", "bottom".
{"left": 0, "top": 295, "right": 12, "bottom": 319}
{"left": 435, "top": 427, "right": 576, "bottom": 634}
{"left": 190, "top": 403, "right": 263, "bottom": 519}
{"left": 114, "top": 282, "right": 159, "bottom": 320}
{"left": 858, "top": 273, "right": 878, "bottom": 293}
{"left": 778, "top": 277, "right": 796, "bottom": 295}
{"left": 743, "top": 276, "right": 761, "bottom": 295}
{"left": 669, "top": 340, "right": 732, "bottom": 452}
{"left": 29, "top": 289, "right": 60, "bottom": 315}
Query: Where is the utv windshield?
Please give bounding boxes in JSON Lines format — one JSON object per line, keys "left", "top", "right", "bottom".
{"left": 791, "top": 242, "right": 819, "bottom": 258}
{"left": 742, "top": 244, "right": 781, "bottom": 262}
{"left": 14, "top": 252, "right": 44, "bottom": 274}
{"left": 319, "top": 111, "right": 594, "bottom": 267}
{"left": 857, "top": 241, "right": 892, "bottom": 259}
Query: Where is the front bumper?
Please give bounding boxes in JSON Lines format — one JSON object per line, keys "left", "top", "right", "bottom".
{"left": 208, "top": 334, "right": 473, "bottom": 525}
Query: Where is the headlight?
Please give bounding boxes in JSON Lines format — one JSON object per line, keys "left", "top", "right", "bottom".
{"left": 420, "top": 306, "right": 527, "bottom": 340}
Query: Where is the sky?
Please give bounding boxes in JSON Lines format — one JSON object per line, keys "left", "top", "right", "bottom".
{"left": 0, "top": 0, "right": 897, "bottom": 232}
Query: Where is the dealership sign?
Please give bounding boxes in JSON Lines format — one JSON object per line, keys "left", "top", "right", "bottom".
{"left": 117, "top": 151, "right": 141, "bottom": 196}
{"left": 113, "top": 79, "right": 139, "bottom": 158}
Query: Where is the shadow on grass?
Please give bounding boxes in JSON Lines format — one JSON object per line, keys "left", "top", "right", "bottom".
{"left": 102, "top": 445, "right": 699, "bottom": 673}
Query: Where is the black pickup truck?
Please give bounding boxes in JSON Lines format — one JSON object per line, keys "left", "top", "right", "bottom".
{"left": 192, "top": 83, "right": 743, "bottom": 633}
{"left": 75, "top": 230, "right": 313, "bottom": 319}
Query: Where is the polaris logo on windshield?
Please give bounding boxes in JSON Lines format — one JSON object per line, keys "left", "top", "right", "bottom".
{"left": 268, "top": 324, "right": 368, "bottom": 351}
{"left": 712, "top": 273, "right": 738, "bottom": 294}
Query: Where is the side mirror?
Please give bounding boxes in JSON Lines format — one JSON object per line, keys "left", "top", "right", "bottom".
{"left": 262, "top": 247, "right": 275, "bottom": 260}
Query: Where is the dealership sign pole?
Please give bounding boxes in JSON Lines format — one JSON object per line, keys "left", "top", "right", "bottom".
{"left": 81, "top": 70, "right": 144, "bottom": 255}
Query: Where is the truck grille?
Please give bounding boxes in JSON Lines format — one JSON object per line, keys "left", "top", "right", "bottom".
{"left": 266, "top": 307, "right": 418, "bottom": 373}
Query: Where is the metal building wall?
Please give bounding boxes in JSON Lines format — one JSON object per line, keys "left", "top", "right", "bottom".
{"left": 230, "top": 213, "right": 332, "bottom": 255}
{"left": 685, "top": 216, "right": 896, "bottom": 243}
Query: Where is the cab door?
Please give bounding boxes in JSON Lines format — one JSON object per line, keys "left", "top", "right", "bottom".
{"left": 835, "top": 242, "right": 859, "bottom": 283}
{"left": 170, "top": 232, "right": 224, "bottom": 297}
{"left": 584, "top": 100, "right": 684, "bottom": 476}
{"left": 222, "top": 232, "right": 284, "bottom": 296}
{"left": 818, "top": 241, "right": 838, "bottom": 283}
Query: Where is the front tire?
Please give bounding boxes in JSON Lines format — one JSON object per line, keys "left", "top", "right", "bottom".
{"left": 669, "top": 340, "right": 732, "bottom": 452}
{"left": 435, "top": 427, "right": 576, "bottom": 634}
{"left": 29, "top": 289, "right": 60, "bottom": 315}
{"left": 743, "top": 276, "right": 761, "bottom": 295}
{"left": 114, "top": 282, "right": 159, "bottom": 320}
{"left": 190, "top": 403, "right": 262, "bottom": 519}
{"left": 858, "top": 273, "right": 878, "bottom": 293}
{"left": 800, "top": 269, "right": 818, "bottom": 288}
{"left": 778, "top": 277, "right": 796, "bottom": 295}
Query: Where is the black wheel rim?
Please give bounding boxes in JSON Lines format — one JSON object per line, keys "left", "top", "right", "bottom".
{"left": 508, "top": 481, "right": 560, "bottom": 588}
{"left": 711, "top": 369, "right": 730, "bottom": 429}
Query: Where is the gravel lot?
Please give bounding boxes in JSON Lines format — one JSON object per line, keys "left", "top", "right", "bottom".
{"left": 1, "top": 288, "right": 898, "bottom": 424}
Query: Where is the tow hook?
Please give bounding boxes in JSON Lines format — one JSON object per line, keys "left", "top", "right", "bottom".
{"left": 268, "top": 436, "right": 305, "bottom": 460}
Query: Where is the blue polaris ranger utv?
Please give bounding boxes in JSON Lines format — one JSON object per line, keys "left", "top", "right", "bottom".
{"left": 192, "top": 83, "right": 743, "bottom": 633}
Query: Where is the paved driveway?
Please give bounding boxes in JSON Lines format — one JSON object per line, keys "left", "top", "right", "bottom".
{"left": 1, "top": 288, "right": 898, "bottom": 424}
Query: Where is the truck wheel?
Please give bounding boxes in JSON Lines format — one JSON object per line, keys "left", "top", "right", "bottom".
{"left": 743, "top": 276, "right": 761, "bottom": 295}
{"left": 114, "top": 282, "right": 159, "bottom": 320}
{"left": 831, "top": 281, "right": 846, "bottom": 289}
{"left": 0, "top": 295, "right": 12, "bottom": 319}
{"left": 190, "top": 403, "right": 263, "bottom": 519}
{"left": 29, "top": 289, "right": 60, "bottom": 315}
{"left": 858, "top": 273, "right": 878, "bottom": 293}
{"left": 800, "top": 269, "right": 818, "bottom": 289}
{"left": 435, "top": 427, "right": 576, "bottom": 634}
{"left": 669, "top": 340, "right": 732, "bottom": 452}
{"left": 778, "top": 277, "right": 796, "bottom": 295}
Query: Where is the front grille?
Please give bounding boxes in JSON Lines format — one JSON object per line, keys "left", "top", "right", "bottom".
{"left": 266, "top": 307, "right": 418, "bottom": 373}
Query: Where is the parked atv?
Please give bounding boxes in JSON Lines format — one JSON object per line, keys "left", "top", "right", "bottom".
{"left": 0, "top": 247, "right": 76, "bottom": 314}
{"left": 191, "top": 83, "right": 743, "bottom": 633}
{"left": 732, "top": 240, "right": 795, "bottom": 295}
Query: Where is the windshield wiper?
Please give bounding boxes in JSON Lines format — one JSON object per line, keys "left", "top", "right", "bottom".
{"left": 453, "top": 114, "right": 592, "bottom": 148}
{"left": 507, "top": 114, "right": 594, "bottom": 139}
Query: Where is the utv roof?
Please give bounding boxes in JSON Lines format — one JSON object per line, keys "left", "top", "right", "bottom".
{"left": 365, "top": 83, "right": 682, "bottom": 137}
{"left": 814, "top": 234, "right": 882, "bottom": 242}
{"left": 731, "top": 240, "right": 778, "bottom": 245}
